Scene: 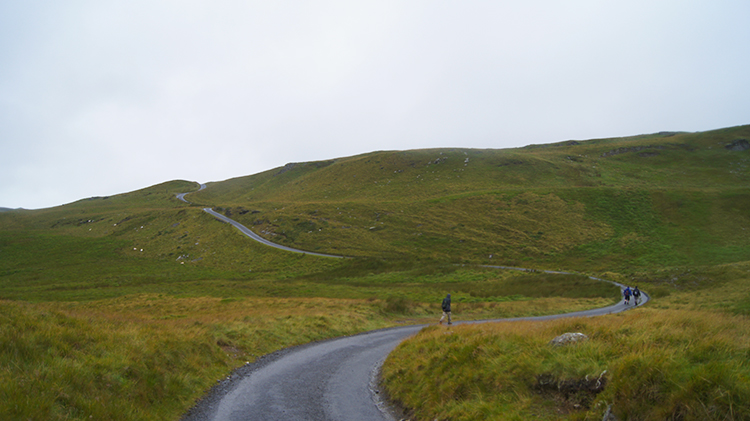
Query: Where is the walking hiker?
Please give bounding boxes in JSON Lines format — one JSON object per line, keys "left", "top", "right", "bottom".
{"left": 633, "top": 286, "right": 641, "bottom": 305}
{"left": 439, "top": 294, "right": 452, "bottom": 325}
{"left": 623, "top": 286, "right": 632, "bottom": 305}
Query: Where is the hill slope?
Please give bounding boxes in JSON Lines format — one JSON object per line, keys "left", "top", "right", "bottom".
{"left": 185, "top": 125, "right": 750, "bottom": 270}
{"left": 1, "top": 125, "right": 749, "bottom": 421}
{"left": 2, "top": 125, "right": 748, "bottom": 295}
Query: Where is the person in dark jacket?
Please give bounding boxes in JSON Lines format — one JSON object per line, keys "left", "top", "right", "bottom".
{"left": 439, "top": 293, "right": 452, "bottom": 325}
{"left": 633, "top": 286, "right": 642, "bottom": 305}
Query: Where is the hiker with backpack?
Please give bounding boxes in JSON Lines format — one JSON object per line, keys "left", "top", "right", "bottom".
{"left": 623, "top": 286, "right": 632, "bottom": 305}
{"left": 439, "top": 293, "right": 452, "bottom": 325}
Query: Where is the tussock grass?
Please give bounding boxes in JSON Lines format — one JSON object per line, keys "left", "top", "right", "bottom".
{"left": 383, "top": 261, "right": 750, "bottom": 420}
{"left": 0, "top": 267, "right": 620, "bottom": 420}
{"left": 0, "top": 299, "right": 224, "bottom": 420}
{"left": 0, "top": 296, "right": 391, "bottom": 420}
{"left": 382, "top": 309, "right": 750, "bottom": 420}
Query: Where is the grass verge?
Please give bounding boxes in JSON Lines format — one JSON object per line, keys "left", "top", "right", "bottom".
{"left": 381, "top": 262, "right": 750, "bottom": 420}
{"left": 382, "top": 309, "right": 750, "bottom": 420}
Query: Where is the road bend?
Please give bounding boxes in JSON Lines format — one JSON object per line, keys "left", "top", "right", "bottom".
{"left": 177, "top": 183, "right": 207, "bottom": 204}
{"left": 177, "top": 186, "right": 648, "bottom": 421}
{"left": 202, "top": 208, "right": 345, "bottom": 259}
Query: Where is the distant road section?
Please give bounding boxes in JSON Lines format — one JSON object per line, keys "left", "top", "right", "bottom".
{"left": 176, "top": 183, "right": 344, "bottom": 258}
{"left": 176, "top": 183, "right": 206, "bottom": 204}
{"left": 203, "top": 208, "right": 346, "bottom": 259}
{"left": 482, "top": 265, "right": 650, "bottom": 309}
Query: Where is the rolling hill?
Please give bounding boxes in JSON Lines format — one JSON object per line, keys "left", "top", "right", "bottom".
{"left": 1, "top": 125, "right": 748, "bottom": 299}
{"left": 0, "top": 124, "right": 749, "bottom": 420}
{"left": 188, "top": 125, "right": 750, "bottom": 270}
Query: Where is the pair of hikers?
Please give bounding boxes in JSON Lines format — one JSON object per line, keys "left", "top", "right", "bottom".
{"left": 439, "top": 293, "right": 452, "bottom": 325}
{"left": 623, "top": 286, "right": 641, "bottom": 305}
{"left": 439, "top": 285, "right": 643, "bottom": 324}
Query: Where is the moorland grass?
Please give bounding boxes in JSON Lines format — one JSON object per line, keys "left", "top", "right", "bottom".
{"left": 0, "top": 296, "right": 393, "bottom": 420}
{"left": 382, "top": 261, "right": 750, "bottom": 420}
{"left": 382, "top": 309, "right": 750, "bottom": 421}
{"left": 186, "top": 126, "right": 750, "bottom": 269}
{"left": 1, "top": 125, "right": 748, "bottom": 420}
{"left": 0, "top": 257, "right": 620, "bottom": 420}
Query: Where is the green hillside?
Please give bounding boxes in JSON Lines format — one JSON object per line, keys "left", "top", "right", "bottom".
{"left": 4, "top": 125, "right": 748, "bottom": 277}
{"left": 188, "top": 125, "right": 750, "bottom": 270}
{"left": 1, "top": 125, "right": 749, "bottom": 420}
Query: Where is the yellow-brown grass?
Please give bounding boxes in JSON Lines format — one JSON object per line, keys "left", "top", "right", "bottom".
{"left": 382, "top": 267, "right": 750, "bottom": 421}
{"left": 0, "top": 295, "right": 391, "bottom": 420}
{"left": 383, "top": 309, "right": 750, "bottom": 420}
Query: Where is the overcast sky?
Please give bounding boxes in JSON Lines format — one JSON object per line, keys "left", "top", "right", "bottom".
{"left": 1, "top": 1, "right": 748, "bottom": 209}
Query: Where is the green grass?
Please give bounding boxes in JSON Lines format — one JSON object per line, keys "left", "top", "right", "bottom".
{"left": 0, "top": 299, "right": 227, "bottom": 420}
{"left": 0, "top": 125, "right": 749, "bottom": 420}
{"left": 181, "top": 126, "right": 750, "bottom": 269}
{"left": 382, "top": 309, "right": 750, "bottom": 421}
{"left": 382, "top": 261, "right": 750, "bottom": 420}
{"left": 0, "top": 296, "right": 393, "bottom": 420}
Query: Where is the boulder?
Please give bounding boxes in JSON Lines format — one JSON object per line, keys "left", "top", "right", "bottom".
{"left": 550, "top": 332, "right": 589, "bottom": 346}
{"left": 725, "top": 139, "right": 750, "bottom": 151}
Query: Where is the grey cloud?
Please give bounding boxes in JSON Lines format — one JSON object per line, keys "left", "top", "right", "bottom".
{"left": 1, "top": 1, "right": 749, "bottom": 208}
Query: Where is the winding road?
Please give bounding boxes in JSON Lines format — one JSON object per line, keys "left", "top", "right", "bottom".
{"left": 177, "top": 183, "right": 344, "bottom": 258}
{"left": 177, "top": 185, "right": 648, "bottom": 421}
{"left": 203, "top": 208, "right": 345, "bottom": 259}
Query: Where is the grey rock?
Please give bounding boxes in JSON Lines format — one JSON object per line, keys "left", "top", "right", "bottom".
{"left": 550, "top": 332, "right": 589, "bottom": 346}
{"left": 725, "top": 139, "right": 750, "bottom": 151}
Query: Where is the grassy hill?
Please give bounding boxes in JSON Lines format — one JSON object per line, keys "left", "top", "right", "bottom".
{"left": 1, "top": 125, "right": 749, "bottom": 420}
{"left": 187, "top": 125, "right": 750, "bottom": 270}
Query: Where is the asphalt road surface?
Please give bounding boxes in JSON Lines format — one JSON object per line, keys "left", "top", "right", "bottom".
{"left": 181, "top": 296, "right": 646, "bottom": 421}
{"left": 176, "top": 183, "right": 206, "bottom": 204}
{"left": 178, "top": 184, "right": 342, "bottom": 257}
{"left": 203, "top": 208, "right": 345, "bottom": 259}
{"left": 182, "top": 324, "right": 425, "bottom": 421}
{"left": 177, "top": 186, "right": 648, "bottom": 421}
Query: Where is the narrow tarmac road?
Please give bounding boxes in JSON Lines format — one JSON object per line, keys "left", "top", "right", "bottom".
{"left": 203, "top": 208, "right": 345, "bottom": 259}
{"left": 176, "top": 183, "right": 206, "bottom": 204}
{"left": 177, "top": 186, "right": 648, "bottom": 421}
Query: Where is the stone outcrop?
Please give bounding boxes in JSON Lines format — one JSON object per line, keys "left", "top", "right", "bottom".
{"left": 725, "top": 139, "right": 750, "bottom": 151}
{"left": 549, "top": 332, "right": 589, "bottom": 346}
